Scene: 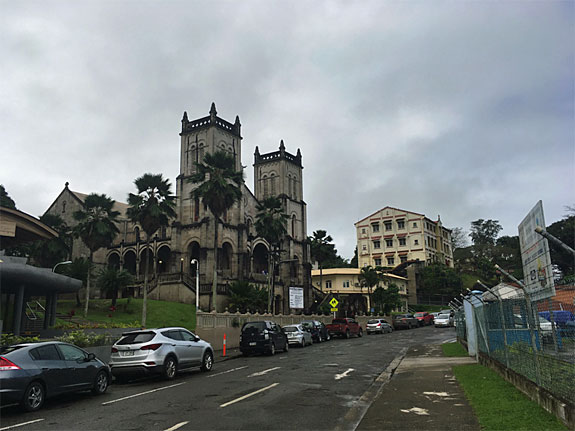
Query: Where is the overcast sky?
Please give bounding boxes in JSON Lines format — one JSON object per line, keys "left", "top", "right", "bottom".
{"left": 2, "top": 1, "right": 573, "bottom": 260}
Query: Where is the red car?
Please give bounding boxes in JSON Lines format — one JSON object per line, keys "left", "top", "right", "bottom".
{"left": 414, "top": 312, "right": 434, "bottom": 326}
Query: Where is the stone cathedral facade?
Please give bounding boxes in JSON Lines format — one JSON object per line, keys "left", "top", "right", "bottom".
{"left": 46, "top": 103, "right": 312, "bottom": 313}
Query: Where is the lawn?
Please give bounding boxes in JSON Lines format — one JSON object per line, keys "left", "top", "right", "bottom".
{"left": 453, "top": 364, "right": 567, "bottom": 431}
{"left": 56, "top": 298, "right": 196, "bottom": 331}
{"left": 441, "top": 341, "right": 468, "bottom": 357}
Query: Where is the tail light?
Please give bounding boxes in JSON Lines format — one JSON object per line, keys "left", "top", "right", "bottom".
{"left": 141, "top": 343, "right": 162, "bottom": 351}
{"left": 111, "top": 347, "right": 118, "bottom": 353}
{"left": 0, "top": 357, "right": 21, "bottom": 371}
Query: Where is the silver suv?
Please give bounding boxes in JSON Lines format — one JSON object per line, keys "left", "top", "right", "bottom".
{"left": 109, "top": 327, "right": 214, "bottom": 381}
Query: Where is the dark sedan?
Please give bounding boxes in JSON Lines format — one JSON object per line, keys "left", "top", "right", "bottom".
{"left": 392, "top": 314, "right": 419, "bottom": 330}
{"left": 0, "top": 341, "right": 110, "bottom": 412}
{"left": 301, "top": 320, "right": 330, "bottom": 343}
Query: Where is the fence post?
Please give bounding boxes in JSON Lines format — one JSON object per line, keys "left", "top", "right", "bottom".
{"left": 478, "top": 281, "right": 510, "bottom": 368}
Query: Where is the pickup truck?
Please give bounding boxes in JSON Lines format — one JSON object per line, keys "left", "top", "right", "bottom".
{"left": 325, "top": 318, "right": 363, "bottom": 338}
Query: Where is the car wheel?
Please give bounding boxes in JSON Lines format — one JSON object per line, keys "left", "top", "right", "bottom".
{"left": 269, "top": 343, "right": 276, "bottom": 356}
{"left": 92, "top": 370, "right": 109, "bottom": 395}
{"left": 358, "top": 329, "right": 363, "bottom": 337}
{"left": 284, "top": 341, "right": 289, "bottom": 353}
{"left": 345, "top": 330, "right": 350, "bottom": 339}
{"left": 301, "top": 338, "right": 305, "bottom": 348}
{"left": 21, "top": 381, "right": 45, "bottom": 412}
{"left": 163, "top": 356, "right": 177, "bottom": 380}
{"left": 201, "top": 350, "right": 214, "bottom": 372}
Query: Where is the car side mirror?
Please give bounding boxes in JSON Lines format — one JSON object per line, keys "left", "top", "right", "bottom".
{"left": 86, "top": 353, "right": 96, "bottom": 362}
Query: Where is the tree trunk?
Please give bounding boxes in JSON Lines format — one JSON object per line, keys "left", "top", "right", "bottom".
{"left": 267, "top": 253, "right": 273, "bottom": 313}
{"left": 83, "top": 251, "right": 93, "bottom": 318}
{"left": 212, "top": 218, "right": 219, "bottom": 312}
{"left": 142, "top": 237, "right": 150, "bottom": 327}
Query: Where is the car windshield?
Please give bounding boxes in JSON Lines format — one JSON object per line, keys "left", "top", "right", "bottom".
{"left": 117, "top": 332, "right": 156, "bottom": 345}
{"left": 368, "top": 320, "right": 380, "bottom": 324}
{"left": 242, "top": 322, "right": 266, "bottom": 332}
{"left": 414, "top": 313, "right": 424, "bottom": 317}
{"left": 438, "top": 314, "right": 450, "bottom": 319}
{"left": 283, "top": 327, "right": 299, "bottom": 332}
{"left": 0, "top": 345, "right": 26, "bottom": 355}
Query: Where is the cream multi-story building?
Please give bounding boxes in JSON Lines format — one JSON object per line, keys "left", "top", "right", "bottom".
{"left": 355, "top": 206, "right": 454, "bottom": 269}
{"left": 311, "top": 268, "right": 408, "bottom": 314}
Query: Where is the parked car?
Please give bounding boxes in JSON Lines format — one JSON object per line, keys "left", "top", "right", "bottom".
{"left": 239, "top": 321, "right": 289, "bottom": 356}
{"left": 284, "top": 324, "right": 313, "bottom": 347}
{"left": 301, "top": 320, "right": 330, "bottom": 342}
{"left": 414, "top": 312, "right": 434, "bottom": 326}
{"left": 109, "top": 327, "right": 214, "bottom": 381}
{"left": 0, "top": 341, "right": 111, "bottom": 412}
{"left": 392, "top": 314, "right": 419, "bottom": 329}
{"left": 326, "top": 318, "right": 363, "bottom": 338}
{"left": 434, "top": 313, "right": 452, "bottom": 328}
{"left": 366, "top": 319, "right": 393, "bottom": 335}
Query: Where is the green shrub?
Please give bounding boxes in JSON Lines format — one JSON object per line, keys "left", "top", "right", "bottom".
{"left": 55, "top": 331, "right": 106, "bottom": 347}
{"left": 1, "top": 333, "right": 40, "bottom": 347}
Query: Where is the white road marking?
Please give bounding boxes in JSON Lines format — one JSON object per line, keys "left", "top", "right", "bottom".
{"left": 400, "top": 407, "right": 430, "bottom": 415}
{"left": 248, "top": 367, "right": 281, "bottom": 377}
{"left": 207, "top": 366, "right": 248, "bottom": 378}
{"left": 335, "top": 368, "right": 355, "bottom": 380}
{"left": 0, "top": 419, "right": 45, "bottom": 430}
{"left": 164, "top": 421, "right": 189, "bottom": 431}
{"left": 442, "top": 338, "right": 457, "bottom": 344}
{"left": 220, "top": 383, "right": 279, "bottom": 408}
{"left": 102, "top": 382, "right": 185, "bottom": 405}
{"left": 423, "top": 391, "right": 451, "bottom": 397}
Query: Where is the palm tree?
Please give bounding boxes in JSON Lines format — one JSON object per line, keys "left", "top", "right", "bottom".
{"left": 189, "top": 151, "right": 243, "bottom": 312}
{"left": 359, "top": 265, "right": 381, "bottom": 315}
{"left": 31, "top": 214, "right": 71, "bottom": 268}
{"left": 96, "top": 268, "right": 134, "bottom": 307}
{"left": 308, "top": 230, "right": 334, "bottom": 294}
{"left": 73, "top": 194, "right": 120, "bottom": 317}
{"left": 127, "top": 173, "right": 176, "bottom": 327}
{"left": 255, "top": 197, "right": 288, "bottom": 313}
{"left": 61, "top": 257, "right": 90, "bottom": 307}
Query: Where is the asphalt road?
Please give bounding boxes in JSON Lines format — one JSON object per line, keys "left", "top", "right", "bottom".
{"left": 0, "top": 325, "right": 456, "bottom": 431}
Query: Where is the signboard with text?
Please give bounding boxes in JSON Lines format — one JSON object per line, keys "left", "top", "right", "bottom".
{"left": 518, "top": 201, "right": 555, "bottom": 301}
{"left": 289, "top": 287, "right": 304, "bottom": 309}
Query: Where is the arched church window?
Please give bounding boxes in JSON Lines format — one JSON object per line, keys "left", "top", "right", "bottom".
{"left": 62, "top": 201, "right": 66, "bottom": 214}
{"left": 292, "top": 176, "right": 298, "bottom": 200}
{"left": 194, "top": 197, "right": 200, "bottom": 222}
{"left": 135, "top": 227, "right": 141, "bottom": 243}
{"left": 263, "top": 175, "right": 268, "bottom": 197}
{"left": 270, "top": 173, "right": 276, "bottom": 195}
{"left": 291, "top": 215, "right": 297, "bottom": 238}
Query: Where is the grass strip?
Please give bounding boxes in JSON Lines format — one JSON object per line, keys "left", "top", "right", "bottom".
{"left": 453, "top": 364, "right": 566, "bottom": 431}
{"left": 441, "top": 341, "right": 468, "bottom": 357}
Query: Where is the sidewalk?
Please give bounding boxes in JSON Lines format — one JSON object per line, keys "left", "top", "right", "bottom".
{"left": 357, "top": 344, "right": 480, "bottom": 431}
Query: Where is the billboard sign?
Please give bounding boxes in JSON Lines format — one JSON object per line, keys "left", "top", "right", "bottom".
{"left": 518, "top": 201, "right": 555, "bottom": 301}
{"left": 289, "top": 287, "right": 304, "bottom": 309}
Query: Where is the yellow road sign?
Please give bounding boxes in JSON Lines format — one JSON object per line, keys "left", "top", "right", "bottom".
{"left": 331, "top": 308, "right": 338, "bottom": 312}
{"left": 329, "top": 298, "right": 339, "bottom": 308}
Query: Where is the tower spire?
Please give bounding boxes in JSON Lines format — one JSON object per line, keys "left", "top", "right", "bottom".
{"left": 210, "top": 102, "right": 217, "bottom": 123}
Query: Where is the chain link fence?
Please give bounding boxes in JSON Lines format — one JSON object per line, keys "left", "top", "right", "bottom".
{"left": 456, "top": 291, "right": 575, "bottom": 404}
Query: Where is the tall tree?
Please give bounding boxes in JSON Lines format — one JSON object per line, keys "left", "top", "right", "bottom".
{"left": 61, "top": 257, "right": 90, "bottom": 307}
{"left": 421, "top": 263, "right": 464, "bottom": 297}
{"left": 73, "top": 194, "right": 120, "bottom": 317}
{"left": 127, "top": 173, "right": 176, "bottom": 326}
{"left": 372, "top": 282, "right": 402, "bottom": 314}
{"left": 308, "top": 230, "right": 334, "bottom": 295}
{"left": 255, "top": 196, "right": 288, "bottom": 313}
{"left": 359, "top": 265, "right": 380, "bottom": 314}
{"left": 546, "top": 214, "right": 575, "bottom": 277}
{"left": 0, "top": 185, "right": 16, "bottom": 209}
{"left": 349, "top": 247, "right": 358, "bottom": 268}
{"left": 189, "top": 151, "right": 243, "bottom": 312}
{"left": 469, "top": 219, "right": 502, "bottom": 261}
{"left": 96, "top": 268, "right": 134, "bottom": 307}
{"left": 30, "top": 214, "right": 71, "bottom": 268}
{"left": 451, "top": 227, "right": 469, "bottom": 251}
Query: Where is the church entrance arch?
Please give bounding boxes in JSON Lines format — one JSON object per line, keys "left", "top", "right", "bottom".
{"left": 123, "top": 250, "right": 137, "bottom": 276}
{"left": 253, "top": 243, "right": 268, "bottom": 275}
{"left": 219, "top": 242, "right": 233, "bottom": 272}
{"left": 187, "top": 241, "right": 202, "bottom": 276}
{"left": 107, "top": 253, "right": 120, "bottom": 270}
{"left": 157, "top": 245, "right": 171, "bottom": 274}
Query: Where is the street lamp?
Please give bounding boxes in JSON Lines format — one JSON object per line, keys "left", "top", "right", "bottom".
{"left": 191, "top": 259, "right": 199, "bottom": 312}
{"left": 52, "top": 260, "right": 72, "bottom": 273}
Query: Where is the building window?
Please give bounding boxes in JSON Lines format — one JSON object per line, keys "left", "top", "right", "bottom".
{"left": 399, "top": 238, "right": 406, "bottom": 246}
{"left": 400, "top": 255, "right": 407, "bottom": 263}
{"left": 373, "top": 240, "right": 381, "bottom": 249}
{"left": 362, "top": 228, "right": 366, "bottom": 234}
{"left": 343, "top": 280, "right": 350, "bottom": 288}
{"left": 413, "top": 222, "right": 417, "bottom": 228}
{"left": 414, "top": 239, "right": 419, "bottom": 246}
{"left": 374, "top": 258, "right": 382, "bottom": 266}
{"left": 384, "top": 222, "right": 392, "bottom": 231}
{"left": 325, "top": 280, "right": 332, "bottom": 289}
{"left": 387, "top": 257, "right": 395, "bottom": 265}
{"left": 62, "top": 201, "right": 66, "bottom": 213}
{"left": 385, "top": 239, "right": 393, "bottom": 247}
{"left": 362, "top": 244, "right": 367, "bottom": 251}
{"left": 397, "top": 220, "right": 405, "bottom": 229}
{"left": 371, "top": 223, "right": 379, "bottom": 232}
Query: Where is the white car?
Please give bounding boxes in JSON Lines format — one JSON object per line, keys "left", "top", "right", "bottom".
{"left": 283, "top": 324, "right": 313, "bottom": 347}
{"left": 366, "top": 319, "right": 393, "bottom": 334}
{"left": 434, "top": 314, "right": 452, "bottom": 328}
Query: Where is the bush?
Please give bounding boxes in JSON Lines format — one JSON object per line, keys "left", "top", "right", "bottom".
{"left": 55, "top": 330, "right": 107, "bottom": 347}
{"left": 1, "top": 333, "right": 40, "bottom": 347}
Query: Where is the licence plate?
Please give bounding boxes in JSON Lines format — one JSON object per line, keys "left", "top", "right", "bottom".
{"left": 121, "top": 350, "right": 134, "bottom": 356}
{"left": 249, "top": 342, "right": 256, "bottom": 346}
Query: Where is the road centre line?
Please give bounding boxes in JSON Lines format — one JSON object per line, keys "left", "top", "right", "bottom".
{"left": 163, "top": 421, "right": 189, "bottom": 431}
{"left": 335, "top": 368, "right": 355, "bottom": 380}
{"left": 0, "top": 418, "right": 45, "bottom": 431}
{"left": 220, "top": 383, "right": 279, "bottom": 408}
{"left": 207, "top": 366, "right": 248, "bottom": 378}
{"left": 102, "top": 382, "right": 185, "bottom": 405}
{"left": 248, "top": 367, "right": 281, "bottom": 377}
